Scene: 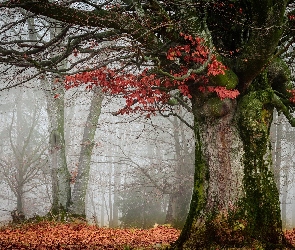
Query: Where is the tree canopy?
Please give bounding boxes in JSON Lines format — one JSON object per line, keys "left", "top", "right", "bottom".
{"left": 0, "top": 1, "right": 294, "bottom": 113}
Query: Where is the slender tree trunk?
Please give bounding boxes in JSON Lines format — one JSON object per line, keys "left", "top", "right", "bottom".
{"left": 112, "top": 159, "right": 121, "bottom": 227}
{"left": 174, "top": 77, "right": 284, "bottom": 249}
{"left": 108, "top": 169, "right": 113, "bottom": 227}
{"left": 30, "top": 18, "right": 72, "bottom": 215}
{"left": 15, "top": 91, "right": 25, "bottom": 216}
{"left": 45, "top": 83, "right": 71, "bottom": 214}
{"left": 274, "top": 113, "right": 283, "bottom": 191}
{"left": 89, "top": 190, "right": 99, "bottom": 225}
{"left": 101, "top": 191, "right": 105, "bottom": 227}
{"left": 70, "top": 86, "right": 104, "bottom": 216}
{"left": 165, "top": 195, "right": 174, "bottom": 225}
{"left": 281, "top": 166, "right": 289, "bottom": 229}
{"left": 16, "top": 184, "right": 24, "bottom": 214}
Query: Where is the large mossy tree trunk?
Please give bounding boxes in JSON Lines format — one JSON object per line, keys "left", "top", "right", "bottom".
{"left": 237, "top": 78, "right": 283, "bottom": 247}
{"left": 173, "top": 75, "right": 285, "bottom": 249}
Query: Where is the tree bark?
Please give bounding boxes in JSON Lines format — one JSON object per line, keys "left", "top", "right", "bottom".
{"left": 16, "top": 184, "right": 24, "bottom": 215}
{"left": 173, "top": 77, "right": 284, "bottom": 249}
{"left": 276, "top": 113, "right": 283, "bottom": 191}
{"left": 281, "top": 166, "right": 289, "bottom": 229}
{"left": 112, "top": 160, "right": 121, "bottom": 227}
{"left": 70, "top": 86, "right": 104, "bottom": 216}
{"left": 45, "top": 83, "right": 71, "bottom": 214}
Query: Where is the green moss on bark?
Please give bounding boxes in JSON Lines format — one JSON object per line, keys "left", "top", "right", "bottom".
{"left": 237, "top": 74, "right": 283, "bottom": 249}
{"left": 209, "top": 69, "right": 239, "bottom": 90}
{"left": 172, "top": 115, "right": 208, "bottom": 249}
{"left": 172, "top": 72, "right": 288, "bottom": 249}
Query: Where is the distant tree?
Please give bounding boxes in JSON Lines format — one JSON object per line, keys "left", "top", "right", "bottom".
{"left": 0, "top": 90, "right": 48, "bottom": 221}
{"left": 113, "top": 109, "right": 193, "bottom": 229}
{"left": 164, "top": 113, "right": 194, "bottom": 228}
{"left": 118, "top": 171, "right": 166, "bottom": 229}
{"left": 23, "top": 17, "right": 106, "bottom": 217}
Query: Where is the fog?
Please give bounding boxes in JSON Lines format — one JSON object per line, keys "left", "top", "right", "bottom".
{"left": 0, "top": 83, "right": 294, "bottom": 229}
{"left": 0, "top": 1, "right": 294, "bottom": 231}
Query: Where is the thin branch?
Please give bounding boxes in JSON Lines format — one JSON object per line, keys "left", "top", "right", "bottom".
{"left": 272, "top": 93, "right": 295, "bottom": 127}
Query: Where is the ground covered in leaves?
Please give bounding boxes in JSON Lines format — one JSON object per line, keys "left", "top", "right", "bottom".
{"left": 1, "top": 221, "right": 295, "bottom": 249}
{"left": 284, "top": 228, "right": 295, "bottom": 248}
{"left": 0, "top": 221, "right": 180, "bottom": 249}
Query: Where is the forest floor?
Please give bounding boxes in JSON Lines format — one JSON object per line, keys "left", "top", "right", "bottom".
{"left": 0, "top": 221, "right": 180, "bottom": 249}
{"left": 0, "top": 221, "right": 295, "bottom": 249}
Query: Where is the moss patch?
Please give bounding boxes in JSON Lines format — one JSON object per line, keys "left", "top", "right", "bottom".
{"left": 209, "top": 69, "right": 239, "bottom": 90}
{"left": 237, "top": 74, "right": 283, "bottom": 248}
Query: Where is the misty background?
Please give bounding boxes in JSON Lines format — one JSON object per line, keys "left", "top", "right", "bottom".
{"left": 0, "top": 3, "right": 294, "bottom": 230}
{"left": 0, "top": 82, "right": 294, "bottom": 229}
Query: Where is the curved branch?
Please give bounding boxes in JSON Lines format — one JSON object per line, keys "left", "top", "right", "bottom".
{"left": 0, "top": 0, "right": 158, "bottom": 46}
{"left": 235, "top": 0, "right": 289, "bottom": 88}
{"left": 272, "top": 93, "right": 295, "bottom": 127}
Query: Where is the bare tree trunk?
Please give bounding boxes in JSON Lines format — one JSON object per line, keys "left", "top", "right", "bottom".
{"left": 165, "top": 195, "right": 174, "bottom": 224}
{"left": 101, "top": 189, "right": 105, "bottom": 227}
{"left": 16, "top": 184, "right": 24, "bottom": 215}
{"left": 281, "top": 166, "right": 289, "bottom": 229}
{"left": 89, "top": 190, "right": 99, "bottom": 225}
{"left": 16, "top": 91, "right": 25, "bottom": 215}
{"left": 108, "top": 170, "right": 113, "bottom": 227}
{"left": 112, "top": 161, "right": 121, "bottom": 227}
{"left": 46, "top": 85, "right": 71, "bottom": 213}
{"left": 273, "top": 113, "right": 283, "bottom": 191}
{"left": 70, "top": 86, "right": 104, "bottom": 216}
{"left": 26, "top": 18, "right": 71, "bottom": 215}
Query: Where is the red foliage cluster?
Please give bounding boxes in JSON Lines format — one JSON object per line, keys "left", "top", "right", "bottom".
{"left": 165, "top": 33, "right": 239, "bottom": 100}
{"left": 65, "top": 68, "right": 170, "bottom": 115}
{"left": 168, "top": 33, "right": 225, "bottom": 76}
{"left": 288, "top": 89, "right": 295, "bottom": 104}
{"left": 198, "top": 86, "right": 240, "bottom": 100}
{"left": 0, "top": 222, "right": 180, "bottom": 249}
{"left": 65, "top": 33, "right": 240, "bottom": 114}
{"left": 212, "top": 2, "right": 243, "bottom": 16}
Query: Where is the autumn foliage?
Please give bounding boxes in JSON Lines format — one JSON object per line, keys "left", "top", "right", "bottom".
{"left": 0, "top": 222, "right": 180, "bottom": 249}
{"left": 288, "top": 89, "right": 295, "bottom": 104}
{"left": 64, "top": 34, "right": 240, "bottom": 115}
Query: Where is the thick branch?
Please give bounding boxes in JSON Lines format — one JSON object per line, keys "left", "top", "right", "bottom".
{"left": 235, "top": 0, "right": 289, "bottom": 89}
{"left": 0, "top": 0, "right": 158, "bottom": 46}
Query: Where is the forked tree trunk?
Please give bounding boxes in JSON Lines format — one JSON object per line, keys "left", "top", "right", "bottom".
{"left": 173, "top": 79, "right": 284, "bottom": 249}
